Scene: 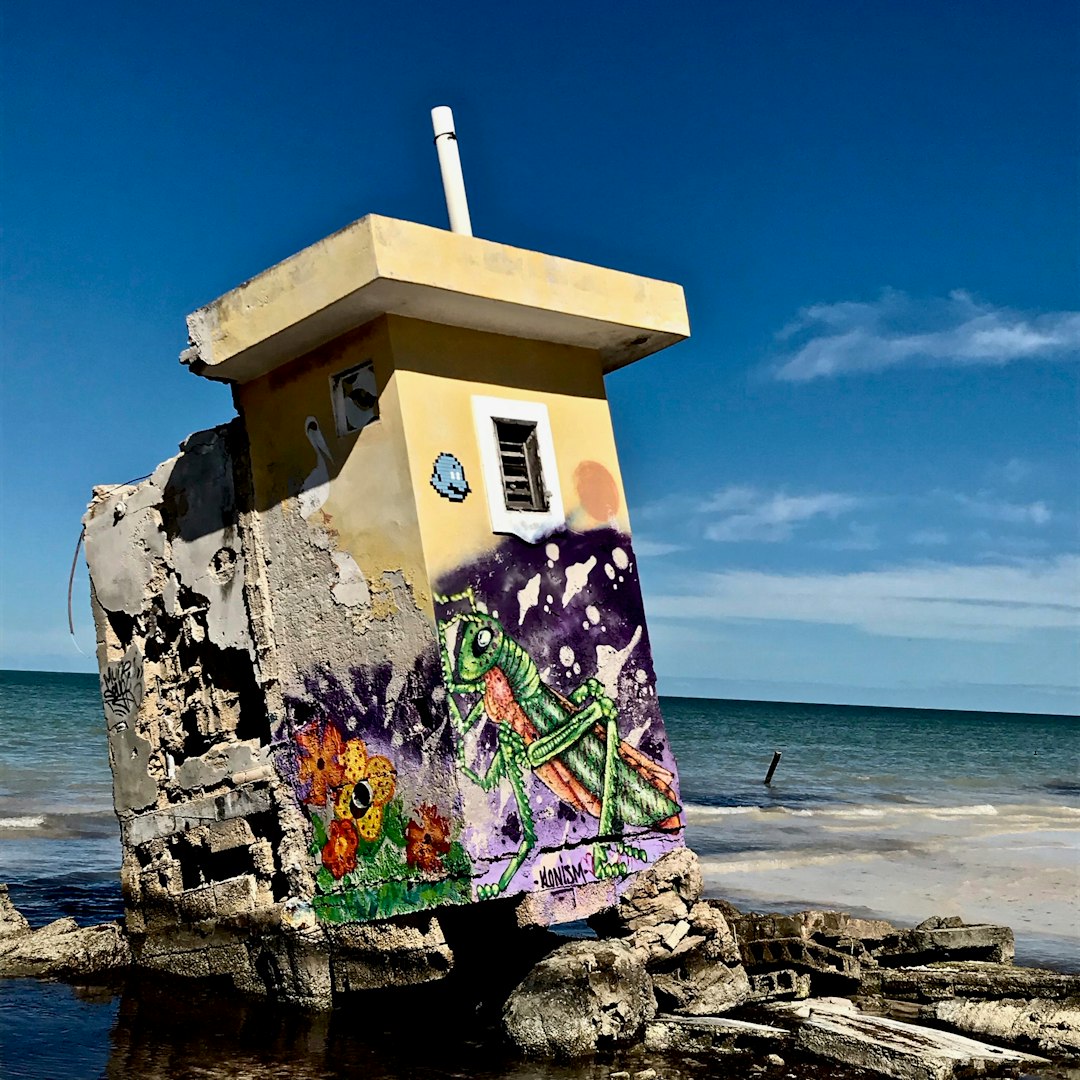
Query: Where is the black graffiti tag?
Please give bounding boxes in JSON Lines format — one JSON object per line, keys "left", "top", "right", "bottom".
{"left": 102, "top": 659, "right": 138, "bottom": 718}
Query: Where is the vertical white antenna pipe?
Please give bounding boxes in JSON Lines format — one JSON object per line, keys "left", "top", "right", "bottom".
{"left": 431, "top": 106, "right": 473, "bottom": 237}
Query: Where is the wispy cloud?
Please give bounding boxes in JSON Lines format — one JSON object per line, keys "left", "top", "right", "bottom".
{"left": 909, "top": 528, "right": 950, "bottom": 546}
{"left": 953, "top": 493, "right": 1052, "bottom": 526}
{"left": 773, "top": 289, "right": 1080, "bottom": 381}
{"left": 701, "top": 487, "right": 861, "bottom": 543}
{"left": 631, "top": 537, "right": 686, "bottom": 557}
{"left": 646, "top": 555, "right": 1080, "bottom": 642}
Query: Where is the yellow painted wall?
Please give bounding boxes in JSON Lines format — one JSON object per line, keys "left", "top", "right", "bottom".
{"left": 236, "top": 316, "right": 432, "bottom": 616}
{"left": 387, "top": 316, "right": 632, "bottom": 581}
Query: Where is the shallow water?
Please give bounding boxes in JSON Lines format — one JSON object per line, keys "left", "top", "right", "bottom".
{"left": 1, "top": 672, "right": 1078, "bottom": 1078}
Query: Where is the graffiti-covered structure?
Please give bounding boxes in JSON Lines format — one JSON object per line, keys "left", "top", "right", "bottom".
{"left": 84, "top": 214, "right": 691, "bottom": 1003}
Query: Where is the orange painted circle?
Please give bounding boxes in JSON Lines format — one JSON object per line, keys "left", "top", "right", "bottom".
{"left": 574, "top": 460, "right": 620, "bottom": 522}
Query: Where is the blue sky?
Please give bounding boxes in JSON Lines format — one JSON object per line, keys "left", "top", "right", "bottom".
{"left": 2, "top": 1, "right": 1076, "bottom": 713}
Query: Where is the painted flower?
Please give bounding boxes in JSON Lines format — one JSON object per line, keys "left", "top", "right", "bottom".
{"left": 406, "top": 803, "right": 452, "bottom": 873}
{"left": 295, "top": 723, "right": 346, "bottom": 806}
{"left": 334, "top": 738, "right": 396, "bottom": 842}
{"left": 322, "top": 818, "right": 359, "bottom": 878}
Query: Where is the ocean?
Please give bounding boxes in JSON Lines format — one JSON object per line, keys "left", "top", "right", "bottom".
{"left": 1, "top": 670, "right": 1077, "bottom": 1079}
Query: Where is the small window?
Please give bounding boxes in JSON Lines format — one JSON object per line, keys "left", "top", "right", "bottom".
{"left": 471, "top": 395, "right": 565, "bottom": 542}
{"left": 330, "top": 361, "right": 379, "bottom": 437}
{"left": 494, "top": 418, "right": 548, "bottom": 512}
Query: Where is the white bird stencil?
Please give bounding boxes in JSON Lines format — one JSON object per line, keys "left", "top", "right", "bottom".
{"left": 298, "top": 416, "right": 333, "bottom": 518}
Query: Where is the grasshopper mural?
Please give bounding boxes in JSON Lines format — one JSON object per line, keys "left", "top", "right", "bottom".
{"left": 436, "top": 586, "right": 682, "bottom": 899}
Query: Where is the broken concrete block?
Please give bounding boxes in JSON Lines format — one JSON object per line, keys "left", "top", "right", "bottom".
{"left": 734, "top": 909, "right": 897, "bottom": 947}
{"left": 589, "top": 849, "right": 704, "bottom": 938}
{"left": 502, "top": 939, "right": 656, "bottom": 1058}
{"left": 879, "top": 962, "right": 1080, "bottom": 1002}
{"left": 747, "top": 968, "right": 812, "bottom": 1002}
{"left": 771, "top": 998, "right": 1048, "bottom": 1079}
{"left": 931, "top": 996, "right": 1080, "bottom": 1059}
{"left": 0, "top": 917, "right": 131, "bottom": 979}
{"left": 211, "top": 874, "right": 258, "bottom": 918}
{"left": 642, "top": 1013, "right": 790, "bottom": 1054}
{"left": 876, "top": 921, "right": 1015, "bottom": 966}
{"left": 662, "top": 918, "right": 691, "bottom": 951}
{"left": 326, "top": 913, "right": 453, "bottom": 993}
{"left": 741, "top": 936, "right": 863, "bottom": 993}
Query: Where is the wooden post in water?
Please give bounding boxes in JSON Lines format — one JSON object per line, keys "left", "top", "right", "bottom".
{"left": 763, "top": 750, "right": 782, "bottom": 785}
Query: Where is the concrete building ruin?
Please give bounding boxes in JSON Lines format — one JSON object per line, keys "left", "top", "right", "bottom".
{"left": 84, "top": 212, "right": 691, "bottom": 1005}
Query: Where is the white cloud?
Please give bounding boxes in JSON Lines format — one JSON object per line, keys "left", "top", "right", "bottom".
{"left": 646, "top": 555, "right": 1080, "bottom": 642}
{"left": 631, "top": 537, "right": 685, "bottom": 557}
{"left": 910, "top": 528, "right": 950, "bottom": 546}
{"left": 773, "top": 289, "right": 1080, "bottom": 381}
{"left": 954, "top": 493, "right": 1052, "bottom": 526}
{"left": 701, "top": 487, "right": 860, "bottom": 543}
{"left": 992, "top": 458, "right": 1035, "bottom": 487}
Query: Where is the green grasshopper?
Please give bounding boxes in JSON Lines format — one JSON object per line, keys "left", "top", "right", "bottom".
{"left": 435, "top": 588, "right": 682, "bottom": 899}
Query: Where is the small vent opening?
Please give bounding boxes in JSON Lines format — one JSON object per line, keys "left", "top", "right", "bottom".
{"left": 494, "top": 418, "right": 548, "bottom": 513}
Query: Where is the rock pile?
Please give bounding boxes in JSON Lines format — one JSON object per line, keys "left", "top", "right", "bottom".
{"left": 500, "top": 849, "right": 1080, "bottom": 1074}
{"left": 0, "top": 885, "right": 130, "bottom": 980}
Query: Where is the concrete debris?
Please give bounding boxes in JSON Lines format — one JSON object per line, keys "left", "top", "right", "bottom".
{"left": 642, "top": 1013, "right": 790, "bottom": 1054}
{"left": 876, "top": 917, "right": 1015, "bottom": 967}
{"left": 589, "top": 848, "right": 704, "bottom": 937}
{"left": 748, "top": 968, "right": 812, "bottom": 1002}
{"left": 877, "top": 962, "right": 1080, "bottom": 1003}
{"left": 740, "top": 936, "right": 863, "bottom": 993}
{"left": 502, "top": 939, "right": 656, "bottom": 1058}
{"left": 770, "top": 997, "right": 1048, "bottom": 1079}
{"left": 587, "top": 852, "right": 749, "bottom": 1016}
{"left": 0, "top": 916, "right": 131, "bottom": 980}
{"left": 732, "top": 908, "right": 1017, "bottom": 999}
{"left": 0, "top": 885, "right": 30, "bottom": 940}
{"left": 929, "top": 997, "right": 1080, "bottom": 1059}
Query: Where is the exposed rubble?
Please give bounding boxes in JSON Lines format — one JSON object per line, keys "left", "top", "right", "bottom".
{"left": 0, "top": 912, "right": 130, "bottom": 980}
{"left": 768, "top": 997, "right": 1048, "bottom": 1079}
{"left": 5, "top": 847, "right": 1078, "bottom": 1076}
{"left": 928, "top": 997, "right": 1080, "bottom": 1059}
{"left": 502, "top": 938, "right": 656, "bottom": 1057}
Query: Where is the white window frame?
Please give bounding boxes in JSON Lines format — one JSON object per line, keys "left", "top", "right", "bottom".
{"left": 471, "top": 395, "right": 565, "bottom": 543}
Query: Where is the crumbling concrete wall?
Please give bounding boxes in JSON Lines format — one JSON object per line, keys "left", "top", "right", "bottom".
{"left": 84, "top": 423, "right": 279, "bottom": 971}
{"left": 85, "top": 420, "right": 454, "bottom": 1004}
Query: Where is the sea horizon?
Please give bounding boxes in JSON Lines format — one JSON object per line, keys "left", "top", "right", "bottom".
{"left": 3, "top": 666, "right": 1077, "bottom": 721}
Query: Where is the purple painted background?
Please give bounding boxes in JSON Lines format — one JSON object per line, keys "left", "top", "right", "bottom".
{"left": 435, "top": 525, "right": 685, "bottom": 898}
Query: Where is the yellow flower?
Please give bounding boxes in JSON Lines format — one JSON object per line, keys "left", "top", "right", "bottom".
{"left": 335, "top": 739, "right": 396, "bottom": 843}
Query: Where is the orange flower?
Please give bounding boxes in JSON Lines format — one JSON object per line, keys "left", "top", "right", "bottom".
{"left": 334, "top": 739, "right": 396, "bottom": 842}
{"left": 322, "top": 818, "right": 358, "bottom": 878}
{"left": 406, "top": 803, "right": 452, "bottom": 873}
{"left": 295, "top": 724, "right": 346, "bottom": 806}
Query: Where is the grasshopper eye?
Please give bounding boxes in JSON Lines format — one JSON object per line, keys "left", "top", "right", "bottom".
{"left": 474, "top": 627, "right": 493, "bottom": 653}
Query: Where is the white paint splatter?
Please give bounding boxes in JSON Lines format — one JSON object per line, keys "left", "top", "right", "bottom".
{"left": 582, "top": 621, "right": 589, "bottom": 630}
{"left": 573, "top": 663, "right": 581, "bottom": 675}
{"left": 585, "top": 605, "right": 600, "bottom": 625}
{"left": 545, "top": 543, "right": 560, "bottom": 562}
{"left": 559, "top": 645, "right": 575, "bottom": 668}
{"left": 546, "top": 594, "right": 554, "bottom": 605}
{"left": 595, "top": 625, "right": 643, "bottom": 699}
{"left": 561, "top": 556, "right": 597, "bottom": 607}
{"left": 612, "top": 547, "right": 630, "bottom": 570}
{"left": 517, "top": 574, "right": 541, "bottom": 626}
{"left": 543, "top": 604, "right": 550, "bottom": 613}
{"left": 604, "top": 563, "right": 616, "bottom": 580}
{"left": 635, "top": 669, "right": 648, "bottom": 684}
{"left": 491, "top": 610, "right": 499, "bottom": 619}
{"left": 330, "top": 551, "right": 370, "bottom": 608}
